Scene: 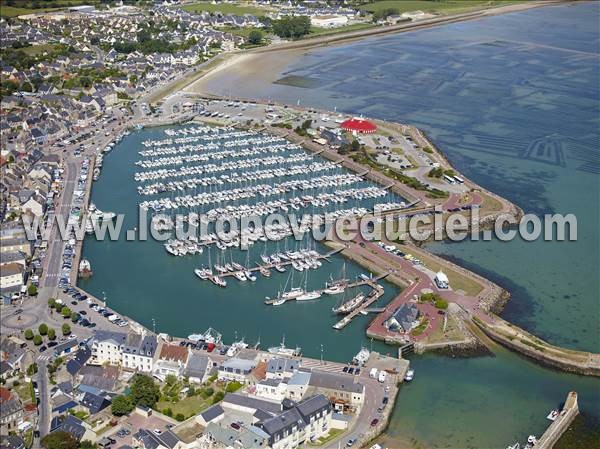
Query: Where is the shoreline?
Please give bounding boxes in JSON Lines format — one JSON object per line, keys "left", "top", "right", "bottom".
{"left": 180, "top": 0, "right": 571, "bottom": 99}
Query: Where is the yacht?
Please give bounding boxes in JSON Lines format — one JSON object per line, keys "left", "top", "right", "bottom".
{"left": 324, "top": 283, "right": 345, "bottom": 295}
{"left": 245, "top": 271, "right": 257, "bottom": 282}
{"left": 233, "top": 271, "right": 247, "bottom": 282}
{"left": 272, "top": 298, "right": 286, "bottom": 306}
{"left": 210, "top": 276, "right": 227, "bottom": 288}
{"left": 281, "top": 287, "right": 305, "bottom": 300}
{"left": 546, "top": 409, "right": 559, "bottom": 421}
{"left": 404, "top": 369, "right": 415, "bottom": 382}
{"left": 296, "top": 290, "right": 322, "bottom": 301}
{"left": 194, "top": 268, "right": 211, "bottom": 280}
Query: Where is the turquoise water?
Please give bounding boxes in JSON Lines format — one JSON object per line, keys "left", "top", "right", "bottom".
{"left": 194, "top": 2, "right": 600, "bottom": 447}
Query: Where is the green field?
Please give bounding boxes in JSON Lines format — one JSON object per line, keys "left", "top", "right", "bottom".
{"left": 309, "top": 22, "right": 376, "bottom": 37}
{"left": 0, "top": 5, "right": 57, "bottom": 16}
{"left": 359, "top": 0, "right": 524, "bottom": 16}
{"left": 182, "top": 2, "right": 268, "bottom": 17}
{"left": 20, "top": 43, "right": 59, "bottom": 56}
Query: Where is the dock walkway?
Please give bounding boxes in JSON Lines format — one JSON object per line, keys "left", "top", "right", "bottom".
{"left": 333, "top": 284, "right": 386, "bottom": 330}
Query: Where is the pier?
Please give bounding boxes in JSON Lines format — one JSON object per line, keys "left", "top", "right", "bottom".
{"left": 536, "top": 391, "right": 579, "bottom": 449}
{"left": 333, "top": 284, "right": 386, "bottom": 330}
{"left": 264, "top": 271, "right": 389, "bottom": 305}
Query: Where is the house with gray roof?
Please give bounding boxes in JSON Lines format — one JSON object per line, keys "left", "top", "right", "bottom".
{"left": 132, "top": 428, "right": 181, "bottom": 449}
{"left": 184, "top": 353, "right": 210, "bottom": 384}
{"left": 266, "top": 358, "right": 299, "bottom": 380}
{"left": 307, "top": 371, "right": 365, "bottom": 409}
{"left": 256, "top": 395, "right": 332, "bottom": 449}
{"left": 218, "top": 357, "right": 257, "bottom": 383}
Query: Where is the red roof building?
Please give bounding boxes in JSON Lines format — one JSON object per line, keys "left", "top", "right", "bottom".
{"left": 341, "top": 117, "right": 377, "bottom": 134}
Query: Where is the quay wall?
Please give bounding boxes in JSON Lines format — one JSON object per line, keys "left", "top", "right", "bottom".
{"left": 537, "top": 391, "right": 579, "bottom": 449}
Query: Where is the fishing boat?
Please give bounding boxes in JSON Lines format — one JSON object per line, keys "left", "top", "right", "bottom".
{"left": 268, "top": 337, "right": 301, "bottom": 357}
{"left": 332, "top": 293, "right": 365, "bottom": 314}
{"left": 352, "top": 347, "right": 370, "bottom": 366}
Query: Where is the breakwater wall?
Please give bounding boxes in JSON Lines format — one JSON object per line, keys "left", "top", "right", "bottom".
{"left": 473, "top": 317, "right": 600, "bottom": 377}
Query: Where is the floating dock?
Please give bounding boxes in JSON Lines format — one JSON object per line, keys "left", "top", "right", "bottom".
{"left": 333, "top": 284, "right": 386, "bottom": 330}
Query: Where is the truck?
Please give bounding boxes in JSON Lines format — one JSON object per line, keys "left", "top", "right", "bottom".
{"left": 369, "top": 368, "right": 378, "bottom": 379}
{"left": 378, "top": 371, "right": 387, "bottom": 383}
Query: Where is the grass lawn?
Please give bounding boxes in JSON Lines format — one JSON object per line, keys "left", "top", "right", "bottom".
{"left": 20, "top": 43, "right": 59, "bottom": 56}
{"left": 308, "top": 22, "right": 376, "bottom": 37}
{"left": 0, "top": 5, "right": 59, "bottom": 16}
{"left": 398, "top": 243, "right": 484, "bottom": 296}
{"left": 156, "top": 395, "right": 213, "bottom": 419}
{"left": 311, "top": 428, "right": 344, "bottom": 446}
{"left": 359, "top": 1, "right": 525, "bottom": 16}
{"left": 221, "top": 26, "right": 265, "bottom": 39}
{"left": 182, "top": 2, "right": 268, "bottom": 17}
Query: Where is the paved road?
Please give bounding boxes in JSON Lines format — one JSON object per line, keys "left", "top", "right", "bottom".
{"left": 37, "top": 360, "right": 51, "bottom": 437}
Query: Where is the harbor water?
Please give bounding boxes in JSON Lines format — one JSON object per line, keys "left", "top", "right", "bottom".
{"left": 83, "top": 2, "right": 599, "bottom": 448}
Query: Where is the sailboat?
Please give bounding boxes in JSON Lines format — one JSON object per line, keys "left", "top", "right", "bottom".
{"left": 332, "top": 291, "right": 365, "bottom": 314}
{"left": 296, "top": 270, "right": 322, "bottom": 301}
{"left": 324, "top": 263, "right": 348, "bottom": 295}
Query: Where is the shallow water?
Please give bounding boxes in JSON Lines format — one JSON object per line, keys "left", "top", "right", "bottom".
{"left": 84, "top": 3, "right": 599, "bottom": 448}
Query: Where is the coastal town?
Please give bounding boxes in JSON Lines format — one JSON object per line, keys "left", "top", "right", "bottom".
{"left": 1, "top": 1, "right": 598, "bottom": 449}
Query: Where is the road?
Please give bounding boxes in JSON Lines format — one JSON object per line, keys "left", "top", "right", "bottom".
{"left": 37, "top": 359, "right": 51, "bottom": 437}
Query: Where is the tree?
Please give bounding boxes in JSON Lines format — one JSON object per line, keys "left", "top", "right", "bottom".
{"left": 272, "top": 16, "right": 311, "bottom": 39}
{"left": 27, "top": 363, "right": 38, "bottom": 376}
{"left": 130, "top": 374, "right": 160, "bottom": 408}
{"left": 111, "top": 395, "right": 134, "bottom": 416}
{"left": 33, "top": 335, "right": 43, "bottom": 346}
{"left": 41, "top": 431, "right": 78, "bottom": 449}
{"left": 211, "top": 391, "right": 225, "bottom": 404}
{"left": 71, "top": 312, "right": 79, "bottom": 323}
{"left": 48, "top": 298, "right": 56, "bottom": 308}
{"left": 61, "top": 306, "right": 71, "bottom": 318}
{"left": 24, "top": 329, "right": 34, "bottom": 340}
{"left": 48, "top": 328, "right": 56, "bottom": 341}
{"left": 38, "top": 323, "right": 48, "bottom": 336}
{"left": 27, "top": 284, "right": 38, "bottom": 296}
{"left": 62, "top": 323, "right": 71, "bottom": 336}
{"left": 175, "top": 413, "right": 185, "bottom": 421}
{"left": 248, "top": 30, "right": 263, "bottom": 45}
{"left": 78, "top": 441, "right": 98, "bottom": 449}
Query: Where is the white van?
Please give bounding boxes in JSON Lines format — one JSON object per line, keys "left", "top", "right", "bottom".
{"left": 369, "top": 368, "right": 378, "bottom": 379}
{"left": 378, "top": 371, "right": 387, "bottom": 383}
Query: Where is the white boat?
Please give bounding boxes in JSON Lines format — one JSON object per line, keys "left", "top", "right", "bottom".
{"left": 324, "top": 283, "right": 345, "bottom": 295}
{"left": 245, "top": 271, "right": 257, "bottom": 282}
{"left": 506, "top": 444, "right": 520, "bottom": 449}
{"left": 404, "top": 369, "right": 414, "bottom": 382}
{"left": 272, "top": 298, "right": 286, "bottom": 306}
{"left": 194, "top": 268, "right": 211, "bottom": 280}
{"left": 281, "top": 287, "right": 305, "bottom": 300}
{"left": 78, "top": 259, "right": 92, "bottom": 278}
{"left": 211, "top": 276, "right": 227, "bottom": 288}
{"left": 296, "top": 290, "right": 322, "bottom": 301}
{"left": 85, "top": 220, "right": 94, "bottom": 234}
{"left": 332, "top": 293, "right": 365, "bottom": 314}
{"left": 268, "top": 337, "right": 301, "bottom": 357}
{"left": 233, "top": 271, "right": 247, "bottom": 282}
{"left": 352, "top": 347, "right": 370, "bottom": 366}
{"left": 546, "top": 409, "right": 559, "bottom": 421}
{"left": 526, "top": 436, "right": 537, "bottom": 447}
